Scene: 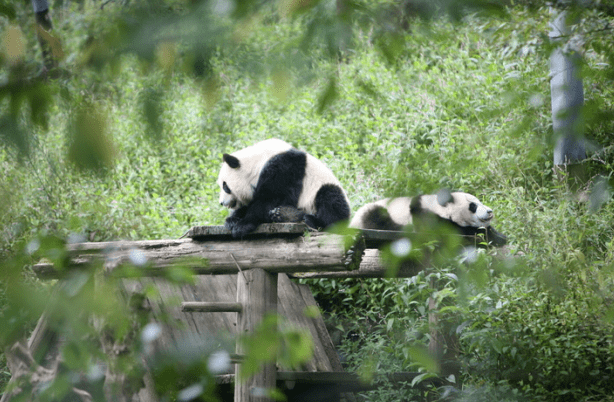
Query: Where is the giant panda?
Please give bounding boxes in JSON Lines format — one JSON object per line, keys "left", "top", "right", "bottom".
{"left": 217, "top": 138, "right": 351, "bottom": 238}
{"left": 349, "top": 190, "right": 507, "bottom": 246}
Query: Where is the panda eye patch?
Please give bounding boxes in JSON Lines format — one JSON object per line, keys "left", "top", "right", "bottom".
{"left": 469, "top": 202, "right": 477, "bottom": 213}
{"left": 223, "top": 182, "right": 231, "bottom": 194}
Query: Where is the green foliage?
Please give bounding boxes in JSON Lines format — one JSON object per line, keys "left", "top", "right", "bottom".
{"left": 460, "top": 286, "right": 614, "bottom": 400}
{"left": 2, "top": 0, "right": 614, "bottom": 401}
{"left": 238, "top": 313, "right": 313, "bottom": 381}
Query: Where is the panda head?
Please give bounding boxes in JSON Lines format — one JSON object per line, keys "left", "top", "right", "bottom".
{"left": 217, "top": 153, "right": 251, "bottom": 210}
{"left": 217, "top": 139, "right": 293, "bottom": 210}
{"left": 446, "top": 192, "right": 494, "bottom": 228}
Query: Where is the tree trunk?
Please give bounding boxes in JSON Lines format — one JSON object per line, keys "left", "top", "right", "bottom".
{"left": 549, "top": 8, "right": 586, "bottom": 188}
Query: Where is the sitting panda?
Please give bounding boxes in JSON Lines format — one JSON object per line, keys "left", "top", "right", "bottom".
{"left": 217, "top": 138, "right": 351, "bottom": 238}
{"left": 349, "top": 190, "right": 507, "bottom": 246}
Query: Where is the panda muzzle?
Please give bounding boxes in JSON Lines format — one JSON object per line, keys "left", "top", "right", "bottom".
{"left": 222, "top": 199, "right": 239, "bottom": 209}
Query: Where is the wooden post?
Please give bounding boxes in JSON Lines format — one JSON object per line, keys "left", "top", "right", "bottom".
{"left": 427, "top": 277, "right": 442, "bottom": 368}
{"left": 427, "top": 278, "right": 459, "bottom": 384}
{"left": 235, "top": 268, "right": 278, "bottom": 402}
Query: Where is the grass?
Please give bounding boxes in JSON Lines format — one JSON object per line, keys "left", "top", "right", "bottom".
{"left": 1, "top": 2, "right": 614, "bottom": 400}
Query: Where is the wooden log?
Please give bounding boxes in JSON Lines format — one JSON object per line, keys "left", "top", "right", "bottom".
{"left": 216, "top": 371, "right": 446, "bottom": 390}
{"left": 181, "top": 302, "right": 243, "bottom": 313}
{"left": 290, "top": 249, "right": 426, "bottom": 279}
{"left": 32, "top": 232, "right": 364, "bottom": 279}
{"left": 360, "top": 228, "right": 505, "bottom": 249}
{"left": 235, "top": 268, "right": 278, "bottom": 402}
{"left": 359, "top": 229, "right": 405, "bottom": 248}
{"left": 184, "top": 224, "right": 308, "bottom": 239}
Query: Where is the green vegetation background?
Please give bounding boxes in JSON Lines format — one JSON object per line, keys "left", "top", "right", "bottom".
{"left": 1, "top": 1, "right": 614, "bottom": 401}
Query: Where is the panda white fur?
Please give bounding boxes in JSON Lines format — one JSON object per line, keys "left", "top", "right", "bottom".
{"left": 217, "top": 138, "right": 351, "bottom": 238}
{"left": 350, "top": 190, "right": 507, "bottom": 246}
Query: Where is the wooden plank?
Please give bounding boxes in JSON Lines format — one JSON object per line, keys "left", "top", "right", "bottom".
{"left": 359, "top": 229, "right": 406, "bottom": 248}
{"left": 181, "top": 302, "right": 243, "bottom": 313}
{"left": 184, "top": 224, "right": 308, "bottom": 239}
{"left": 32, "top": 232, "right": 365, "bottom": 279}
{"left": 295, "top": 281, "right": 344, "bottom": 372}
{"left": 276, "top": 371, "right": 445, "bottom": 387}
{"left": 235, "top": 268, "right": 278, "bottom": 402}
{"left": 276, "top": 274, "right": 329, "bottom": 372}
{"left": 359, "top": 228, "right": 504, "bottom": 249}
{"left": 216, "top": 371, "right": 445, "bottom": 388}
{"left": 290, "top": 249, "right": 425, "bottom": 279}
{"left": 127, "top": 273, "right": 343, "bottom": 377}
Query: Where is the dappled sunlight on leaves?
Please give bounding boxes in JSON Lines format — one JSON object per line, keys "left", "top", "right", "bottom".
{"left": 1, "top": 24, "right": 26, "bottom": 66}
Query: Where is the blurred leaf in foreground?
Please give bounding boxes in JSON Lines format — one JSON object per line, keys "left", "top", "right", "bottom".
{"left": 68, "top": 105, "right": 116, "bottom": 173}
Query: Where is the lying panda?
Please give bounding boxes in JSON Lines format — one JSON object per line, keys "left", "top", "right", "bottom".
{"left": 217, "top": 138, "right": 351, "bottom": 238}
{"left": 349, "top": 190, "right": 507, "bottom": 246}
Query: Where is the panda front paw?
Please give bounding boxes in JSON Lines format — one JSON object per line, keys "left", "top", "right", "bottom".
{"left": 225, "top": 216, "right": 258, "bottom": 238}
{"left": 224, "top": 215, "right": 241, "bottom": 231}
{"left": 230, "top": 222, "right": 258, "bottom": 239}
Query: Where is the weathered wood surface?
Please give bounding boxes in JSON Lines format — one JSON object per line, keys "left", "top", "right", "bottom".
{"left": 32, "top": 243, "right": 430, "bottom": 280}
{"left": 181, "top": 302, "right": 243, "bottom": 313}
{"left": 277, "top": 273, "right": 342, "bottom": 372}
{"left": 32, "top": 231, "right": 365, "bottom": 279}
{"left": 120, "top": 273, "right": 344, "bottom": 376}
{"left": 216, "top": 371, "right": 445, "bottom": 391}
{"left": 359, "top": 229, "right": 405, "bottom": 248}
{"left": 235, "top": 269, "right": 278, "bottom": 402}
{"left": 184, "top": 224, "right": 309, "bottom": 239}
{"left": 290, "top": 249, "right": 427, "bottom": 279}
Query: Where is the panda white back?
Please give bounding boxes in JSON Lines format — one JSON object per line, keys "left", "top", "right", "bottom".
{"left": 349, "top": 197, "right": 411, "bottom": 231}
{"left": 375, "top": 197, "right": 412, "bottom": 226}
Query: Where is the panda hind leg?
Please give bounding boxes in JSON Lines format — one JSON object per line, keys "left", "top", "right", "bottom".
{"left": 308, "top": 184, "right": 351, "bottom": 230}
{"left": 269, "top": 206, "right": 306, "bottom": 223}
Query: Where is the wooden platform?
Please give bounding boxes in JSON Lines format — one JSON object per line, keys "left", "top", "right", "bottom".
{"left": 14, "top": 224, "right": 458, "bottom": 402}
{"left": 122, "top": 273, "right": 344, "bottom": 374}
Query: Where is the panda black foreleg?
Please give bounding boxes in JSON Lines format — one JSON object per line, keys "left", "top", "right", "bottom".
{"left": 224, "top": 206, "right": 248, "bottom": 232}
{"left": 486, "top": 225, "right": 507, "bottom": 247}
{"left": 307, "top": 184, "right": 350, "bottom": 230}
{"left": 225, "top": 198, "right": 279, "bottom": 238}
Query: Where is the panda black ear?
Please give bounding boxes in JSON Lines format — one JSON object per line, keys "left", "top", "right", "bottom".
{"left": 223, "top": 154, "right": 240, "bottom": 169}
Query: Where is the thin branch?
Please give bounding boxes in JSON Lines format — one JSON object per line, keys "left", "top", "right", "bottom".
{"left": 230, "top": 253, "right": 247, "bottom": 283}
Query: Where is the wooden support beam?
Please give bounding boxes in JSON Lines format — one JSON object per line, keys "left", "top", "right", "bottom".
{"left": 216, "top": 371, "right": 447, "bottom": 392}
{"left": 32, "top": 231, "right": 365, "bottom": 279}
{"left": 290, "top": 249, "right": 425, "bottom": 279}
{"left": 235, "top": 268, "right": 278, "bottom": 402}
{"left": 181, "top": 302, "right": 243, "bottom": 313}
